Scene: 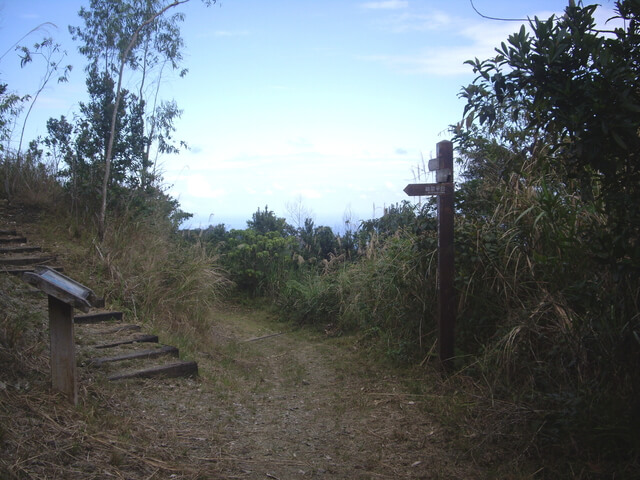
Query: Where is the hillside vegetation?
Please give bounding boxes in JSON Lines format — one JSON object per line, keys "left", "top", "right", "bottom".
{"left": 1, "top": 1, "right": 639, "bottom": 477}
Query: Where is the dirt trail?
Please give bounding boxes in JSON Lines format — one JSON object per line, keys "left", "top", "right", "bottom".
{"left": 100, "top": 305, "right": 486, "bottom": 480}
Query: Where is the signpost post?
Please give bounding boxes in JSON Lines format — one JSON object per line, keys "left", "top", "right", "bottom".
{"left": 404, "top": 140, "right": 455, "bottom": 367}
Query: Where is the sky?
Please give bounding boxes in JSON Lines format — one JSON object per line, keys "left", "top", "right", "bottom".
{"left": 0, "top": 0, "right": 620, "bottom": 231}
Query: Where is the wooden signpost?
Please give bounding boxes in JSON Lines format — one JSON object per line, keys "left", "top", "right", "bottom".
{"left": 23, "top": 267, "right": 103, "bottom": 404}
{"left": 404, "top": 140, "right": 455, "bottom": 367}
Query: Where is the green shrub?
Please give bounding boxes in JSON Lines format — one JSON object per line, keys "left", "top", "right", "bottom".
{"left": 218, "top": 229, "right": 299, "bottom": 296}
{"left": 278, "top": 230, "right": 439, "bottom": 363}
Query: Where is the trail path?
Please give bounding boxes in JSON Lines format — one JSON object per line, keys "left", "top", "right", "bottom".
{"left": 105, "top": 305, "right": 486, "bottom": 479}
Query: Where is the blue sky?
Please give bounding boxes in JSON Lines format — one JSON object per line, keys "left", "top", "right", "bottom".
{"left": 0, "top": 0, "right": 619, "bottom": 230}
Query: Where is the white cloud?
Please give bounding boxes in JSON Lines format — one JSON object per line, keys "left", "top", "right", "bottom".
{"left": 381, "top": 11, "right": 453, "bottom": 32}
{"left": 362, "top": 15, "right": 536, "bottom": 76}
{"left": 185, "top": 175, "right": 226, "bottom": 199}
{"left": 363, "top": 4, "right": 625, "bottom": 77}
{"left": 291, "top": 189, "right": 323, "bottom": 199}
{"left": 361, "top": 1, "right": 408, "bottom": 10}
{"left": 362, "top": 49, "right": 468, "bottom": 76}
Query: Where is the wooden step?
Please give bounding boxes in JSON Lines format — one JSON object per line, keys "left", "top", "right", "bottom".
{"left": 0, "top": 229, "right": 18, "bottom": 236}
{"left": 0, "top": 255, "right": 55, "bottom": 266}
{"left": 0, "top": 245, "right": 42, "bottom": 254}
{"left": 0, "top": 236, "right": 27, "bottom": 244}
{"left": 1, "top": 265, "right": 64, "bottom": 275}
{"left": 90, "top": 345, "right": 179, "bottom": 366}
{"left": 75, "top": 311, "right": 124, "bottom": 324}
{"left": 107, "top": 361, "right": 198, "bottom": 381}
{"left": 95, "top": 334, "right": 159, "bottom": 349}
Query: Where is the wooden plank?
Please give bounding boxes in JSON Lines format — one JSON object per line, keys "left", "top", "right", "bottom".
{"left": 74, "top": 311, "right": 124, "bottom": 324}
{"left": 438, "top": 188, "right": 455, "bottom": 365}
{"left": 428, "top": 157, "right": 444, "bottom": 171}
{"left": 0, "top": 236, "right": 27, "bottom": 244}
{"left": 428, "top": 142, "right": 454, "bottom": 171}
{"left": 0, "top": 245, "right": 41, "bottom": 254}
{"left": 437, "top": 141, "right": 453, "bottom": 163}
{"left": 0, "top": 229, "right": 17, "bottom": 236}
{"left": 2, "top": 266, "right": 64, "bottom": 275}
{"left": 404, "top": 140, "right": 456, "bottom": 369}
{"left": 107, "top": 361, "right": 198, "bottom": 381}
{"left": 0, "top": 255, "right": 55, "bottom": 266}
{"left": 48, "top": 296, "right": 77, "bottom": 405}
{"left": 436, "top": 169, "right": 452, "bottom": 183}
{"left": 95, "top": 334, "right": 159, "bottom": 349}
{"left": 90, "top": 345, "right": 178, "bottom": 366}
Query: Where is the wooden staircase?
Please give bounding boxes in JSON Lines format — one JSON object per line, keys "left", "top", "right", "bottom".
{"left": 0, "top": 228, "right": 62, "bottom": 274}
{"left": 75, "top": 310, "right": 198, "bottom": 381}
{"left": 0, "top": 216, "right": 198, "bottom": 383}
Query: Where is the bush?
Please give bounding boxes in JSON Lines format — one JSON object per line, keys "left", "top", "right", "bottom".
{"left": 278, "top": 229, "right": 439, "bottom": 363}
{"left": 217, "top": 228, "right": 299, "bottom": 296}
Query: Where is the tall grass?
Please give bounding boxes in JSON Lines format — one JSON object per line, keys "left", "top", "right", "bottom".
{"left": 454, "top": 168, "right": 639, "bottom": 469}
{"left": 279, "top": 230, "right": 439, "bottom": 363}
{"left": 86, "top": 211, "right": 231, "bottom": 345}
{"left": 1, "top": 150, "right": 64, "bottom": 209}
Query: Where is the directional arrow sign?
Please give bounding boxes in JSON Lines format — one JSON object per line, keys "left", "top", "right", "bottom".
{"left": 403, "top": 182, "right": 452, "bottom": 196}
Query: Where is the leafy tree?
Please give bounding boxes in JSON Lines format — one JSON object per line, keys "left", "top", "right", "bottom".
{"left": 43, "top": 115, "right": 85, "bottom": 215}
{"left": 453, "top": 1, "right": 640, "bottom": 466}
{"left": 0, "top": 85, "right": 22, "bottom": 149}
{"left": 311, "top": 225, "right": 338, "bottom": 260}
{"left": 359, "top": 201, "right": 435, "bottom": 243}
{"left": 0, "top": 85, "right": 25, "bottom": 185}
{"left": 247, "top": 205, "right": 295, "bottom": 236}
{"left": 459, "top": 0, "right": 640, "bottom": 269}
{"left": 15, "top": 38, "right": 71, "bottom": 157}
{"left": 220, "top": 228, "right": 299, "bottom": 295}
{"left": 299, "top": 217, "right": 316, "bottom": 257}
{"left": 69, "top": 0, "right": 215, "bottom": 240}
